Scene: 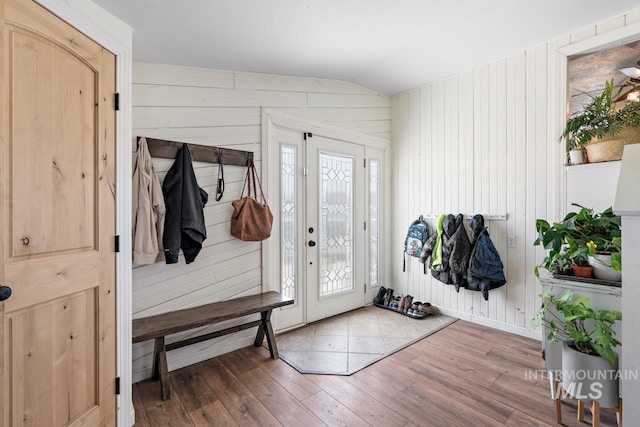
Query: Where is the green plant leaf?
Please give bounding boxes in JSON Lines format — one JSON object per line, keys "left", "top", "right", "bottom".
{"left": 612, "top": 253, "right": 622, "bottom": 272}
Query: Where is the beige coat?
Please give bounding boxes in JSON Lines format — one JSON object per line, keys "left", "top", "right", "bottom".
{"left": 132, "top": 137, "right": 166, "bottom": 264}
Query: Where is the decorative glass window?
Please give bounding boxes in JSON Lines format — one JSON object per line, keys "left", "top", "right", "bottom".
{"left": 280, "top": 145, "right": 297, "bottom": 300}
{"left": 369, "top": 159, "right": 379, "bottom": 287}
{"left": 318, "top": 152, "right": 354, "bottom": 297}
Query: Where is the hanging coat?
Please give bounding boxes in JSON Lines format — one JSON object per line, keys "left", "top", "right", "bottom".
{"left": 467, "top": 214, "right": 506, "bottom": 301}
{"left": 448, "top": 214, "right": 472, "bottom": 291}
{"left": 132, "top": 137, "right": 166, "bottom": 265}
{"left": 162, "top": 144, "right": 208, "bottom": 264}
{"left": 422, "top": 214, "right": 472, "bottom": 290}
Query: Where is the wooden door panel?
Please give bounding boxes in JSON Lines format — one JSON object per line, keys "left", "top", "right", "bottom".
{"left": 10, "top": 30, "right": 97, "bottom": 258}
{"left": 5, "top": 0, "right": 102, "bottom": 70}
{"left": 9, "top": 289, "right": 97, "bottom": 425}
{"left": 0, "top": 0, "right": 117, "bottom": 425}
{"left": 4, "top": 251, "right": 100, "bottom": 312}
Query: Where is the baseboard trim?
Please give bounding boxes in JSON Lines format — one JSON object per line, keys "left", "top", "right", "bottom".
{"left": 436, "top": 307, "right": 542, "bottom": 340}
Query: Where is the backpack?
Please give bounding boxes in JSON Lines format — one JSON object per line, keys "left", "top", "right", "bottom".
{"left": 403, "top": 215, "right": 430, "bottom": 273}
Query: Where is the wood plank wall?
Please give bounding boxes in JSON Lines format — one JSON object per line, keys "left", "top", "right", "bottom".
{"left": 391, "top": 9, "right": 640, "bottom": 338}
{"left": 131, "top": 62, "right": 390, "bottom": 382}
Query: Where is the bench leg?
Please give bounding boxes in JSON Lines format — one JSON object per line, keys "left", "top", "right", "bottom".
{"left": 255, "top": 309, "right": 279, "bottom": 359}
{"left": 152, "top": 337, "right": 164, "bottom": 380}
{"left": 151, "top": 337, "right": 171, "bottom": 400}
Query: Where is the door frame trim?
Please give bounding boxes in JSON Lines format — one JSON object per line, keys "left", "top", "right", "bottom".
{"left": 261, "top": 109, "right": 390, "bottom": 328}
{"left": 34, "top": 1, "right": 133, "bottom": 425}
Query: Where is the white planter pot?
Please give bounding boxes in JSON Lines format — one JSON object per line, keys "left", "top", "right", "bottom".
{"left": 562, "top": 342, "right": 619, "bottom": 408}
{"left": 588, "top": 254, "right": 621, "bottom": 282}
{"left": 569, "top": 149, "right": 587, "bottom": 165}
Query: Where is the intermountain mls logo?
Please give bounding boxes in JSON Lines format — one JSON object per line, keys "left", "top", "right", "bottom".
{"left": 558, "top": 379, "right": 606, "bottom": 401}
{"left": 525, "top": 369, "right": 638, "bottom": 400}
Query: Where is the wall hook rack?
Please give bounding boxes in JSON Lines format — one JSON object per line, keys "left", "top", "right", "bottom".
{"left": 137, "top": 136, "right": 254, "bottom": 167}
{"left": 422, "top": 213, "right": 508, "bottom": 221}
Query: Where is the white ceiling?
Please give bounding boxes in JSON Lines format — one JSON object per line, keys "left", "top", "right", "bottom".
{"left": 93, "top": 0, "right": 640, "bottom": 96}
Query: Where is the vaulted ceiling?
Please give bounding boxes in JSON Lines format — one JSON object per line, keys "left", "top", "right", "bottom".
{"left": 93, "top": 0, "right": 640, "bottom": 96}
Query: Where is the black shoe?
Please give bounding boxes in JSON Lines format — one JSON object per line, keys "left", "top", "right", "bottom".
{"left": 374, "top": 286, "right": 386, "bottom": 304}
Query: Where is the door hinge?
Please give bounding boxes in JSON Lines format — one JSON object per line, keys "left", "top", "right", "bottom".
{"left": 541, "top": 349, "right": 545, "bottom": 361}
{"left": 114, "top": 93, "right": 120, "bottom": 111}
{"left": 304, "top": 132, "right": 313, "bottom": 140}
{"left": 114, "top": 235, "right": 120, "bottom": 253}
{"left": 303, "top": 167, "right": 308, "bottom": 176}
{"left": 364, "top": 158, "right": 367, "bottom": 167}
{"left": 115, "top": 377, "right": 120, "bottom": 395}
{"left": 364, "top": 284, "right": 367, "bottom": 293}
{"left": 364, "top": 221, "right": 367, "bottom": 231}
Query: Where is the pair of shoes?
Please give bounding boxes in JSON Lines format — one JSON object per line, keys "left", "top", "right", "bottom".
{"left": 399, "top": 295, "right": 413, "bottom": 312}
{"left": 390, "top": 296, "right": 401, "bottom": 310}
{"left": 374, "top": 286, "right": 387, "bottom": 305}
{"left": 398, "top": 295, "right": 406, "bottom": 311}
{"left": 383, "top": 289, "right": 395, "bottom": 307}
{"left": 408, "top": 301, "right": 421, "bottom": 314}
{"left": 405, "top": 295, "right": 413, "bottom": 312}
{"left": 419, "top": 302, "right": 438, "bottom": 315}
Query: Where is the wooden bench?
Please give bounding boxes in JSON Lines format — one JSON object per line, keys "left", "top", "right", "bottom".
{"left": 132, "top": 291, "right": 294, "bottom": 400}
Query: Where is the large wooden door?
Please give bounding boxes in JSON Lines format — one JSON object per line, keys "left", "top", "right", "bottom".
{"left": 0, "top": 0, "right": 117, "bottom": 425}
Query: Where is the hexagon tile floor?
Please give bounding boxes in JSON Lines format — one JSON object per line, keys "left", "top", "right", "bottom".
{"left": 275, "top": 305, "right": 457, "bottom": 375}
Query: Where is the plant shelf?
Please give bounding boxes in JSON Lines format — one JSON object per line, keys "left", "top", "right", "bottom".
{"left": 552, "top": 273, "right": 621, "bottom": 288}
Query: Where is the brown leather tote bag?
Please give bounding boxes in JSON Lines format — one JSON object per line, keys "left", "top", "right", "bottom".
{"left": 231, "top": 160, "right": 273, "bottom": 241}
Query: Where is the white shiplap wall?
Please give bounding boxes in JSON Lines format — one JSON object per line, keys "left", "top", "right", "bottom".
{"left": 132, "top": 62, "right": 390, "bottom": 382}
{"left": 391, "top": 9, "right": 640, "bottom": 338}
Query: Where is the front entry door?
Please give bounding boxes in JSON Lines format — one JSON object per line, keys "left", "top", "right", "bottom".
{"left": 0, "top": 0, "right": 117, "bottom": 425}
{"left": 306, "top": 136, "right": 365, "bottom": 323}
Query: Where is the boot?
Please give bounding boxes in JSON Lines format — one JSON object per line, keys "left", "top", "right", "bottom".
{"left": 404, "top": 295, "right": 413, "bottom": 313}
{"left": 374, "top": 286, "right": 386, "bottom": 305}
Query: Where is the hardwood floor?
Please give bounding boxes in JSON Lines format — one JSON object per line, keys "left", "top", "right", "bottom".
{"left": 133, "top": 320, "right": 618, "bottom": 426}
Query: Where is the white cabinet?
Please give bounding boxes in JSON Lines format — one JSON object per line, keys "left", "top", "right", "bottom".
{"left": 565, "top": 161, "right": 621, "bottom": 214}
{"left": 538, "top": 273, "right": 622, "bottom": 397}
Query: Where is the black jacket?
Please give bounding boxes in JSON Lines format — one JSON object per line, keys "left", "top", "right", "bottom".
{"left": 467, "top": 215, "right": 506, "bottom": 300}
{"left": 162, "top": 145, "right": 208, "bottom": 264}
{"left": 448, "top": 214, "right": 472, "bottom": 291}
{"left": 420, "top": 214, "right": 472, "bottom": 291}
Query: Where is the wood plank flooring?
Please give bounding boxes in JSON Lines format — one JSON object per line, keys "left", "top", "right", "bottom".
{"left": 133, "top": 320, "right": 619, "bottom": 426}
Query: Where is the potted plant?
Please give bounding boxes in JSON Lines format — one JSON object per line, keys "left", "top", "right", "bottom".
{"left": 534, "top": 212, "right": 592, "bottom": 277}
{"left": 561, "top": 79, "right": 640, "bottom": 163}
{"left": 534, "top": 205, "right": 621, "bottom": 280}
{"left": 532, "top": 289, "right": 622, "bottom": 408}
{"left": 569, "top": 253, "right": 593, "bottom": 278}
{"left": 551, "top": 251, "right": 573, "bottom": 276}
{"left": 564, "top": 206, "right": 621, "bottom": 281}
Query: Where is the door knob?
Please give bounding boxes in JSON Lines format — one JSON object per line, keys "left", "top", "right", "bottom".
{"left": 0, "top": 285, "right": 11, "bottom": 301}
{"left": 308, "top": 240, "right": 316, "bottom": 247}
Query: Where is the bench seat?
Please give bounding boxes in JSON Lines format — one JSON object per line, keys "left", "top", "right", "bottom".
{"left": 132, "top": 291, "right": 293, "bottom": 400}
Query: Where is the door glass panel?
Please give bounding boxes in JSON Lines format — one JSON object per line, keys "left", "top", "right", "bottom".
{"left": 319, "top": 152, "right": 354, "bottom": 297}
{"left": 369, "top": 160, "right": 380, "bottom": 287}
{"left": 280, "top": 145, "right": 297, "bottom": 300}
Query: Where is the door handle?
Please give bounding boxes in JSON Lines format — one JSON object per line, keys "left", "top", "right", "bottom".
{"left": 308, "top": 240, "right": 316, "bottom": 247}
{"left": 0, "top": 285, "right": 11, "bottom": 301}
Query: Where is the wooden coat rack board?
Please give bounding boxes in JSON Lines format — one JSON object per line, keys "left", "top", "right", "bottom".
{"left": 138, "top": 136, "right": 254, "bottom": 166}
